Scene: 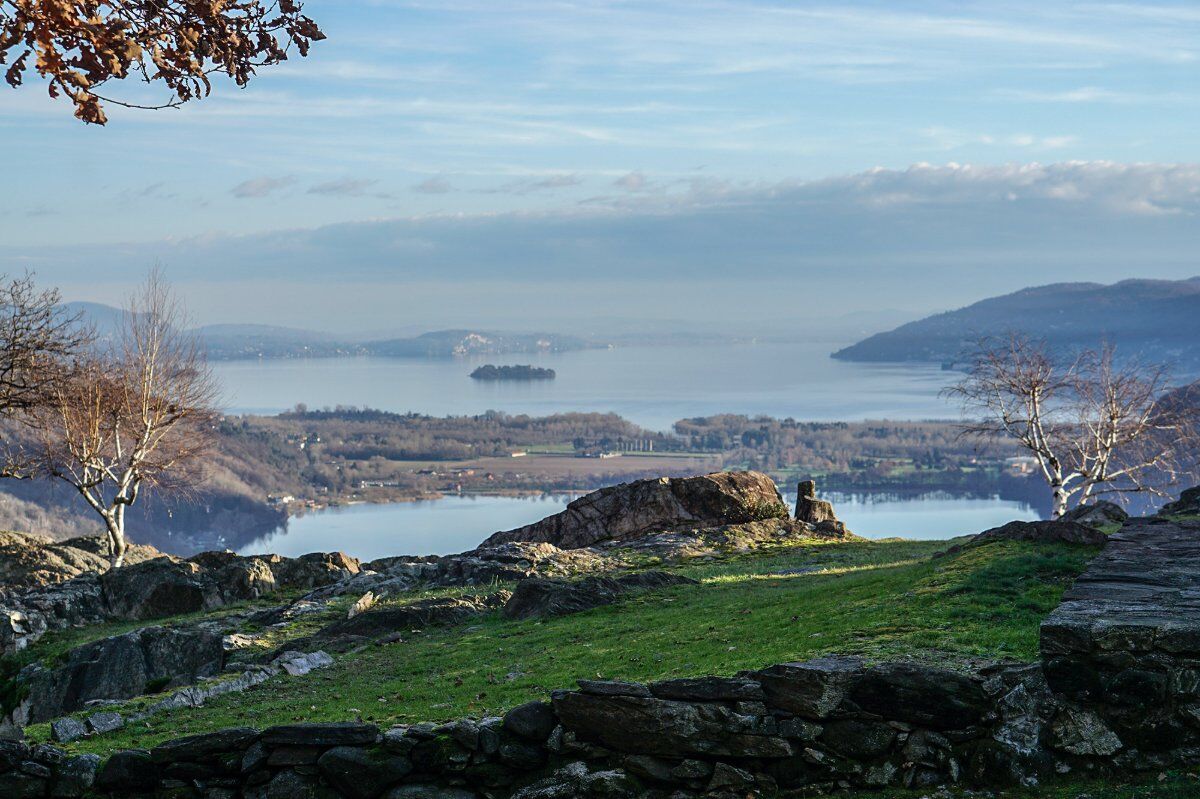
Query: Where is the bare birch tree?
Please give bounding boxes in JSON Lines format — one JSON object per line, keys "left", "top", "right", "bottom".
{"left": 31, "top": 273, "right": 218, "bottom": 565}
{"left": 946, "top": 335, "right": 1199, "bottom": 518}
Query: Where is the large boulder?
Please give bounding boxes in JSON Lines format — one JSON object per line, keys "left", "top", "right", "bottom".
{"left": 21, "top": 625, "right": 224, "bottom": 723}
{"left": 502, "top": 571, "right": 697, "bottom": 620}
{"left": 1160, "top": 486, "right": 1200, "bottom": 517}
{"left": 481, "top": 472, "right": 789, "bottom": 549}
{"left": 266, "top": 551, "right": 361, "bottom": 588}
{"left": 971, "top": 519, "right": 1106, "bottom": 547}
{"left": 99, "top": 557, "right": 215, "bottom": 619}
{"left": 1060, "top": 501, "right": 1128, "bottom": 529}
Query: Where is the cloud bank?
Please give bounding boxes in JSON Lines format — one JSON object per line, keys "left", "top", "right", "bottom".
{"left": 11, "top": 161, "right": 1200, "bottom": 328}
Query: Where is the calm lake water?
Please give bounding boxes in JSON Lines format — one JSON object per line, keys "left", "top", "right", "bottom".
{"left": 213, "top": 341, "right": 958, "bottom": 432}
{"left": 220, "top": 341, "right": 1016, "bottom": 561}
{"left": 237, "top": 492, "right": 1040, "bottom": 561}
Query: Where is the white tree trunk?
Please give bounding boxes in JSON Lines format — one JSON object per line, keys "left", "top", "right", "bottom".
{"left": 104, "top": 512, "right": 127, "bottom": 568}
{"left": 1051, "top": 484, "right": 1069, "bottom": 519}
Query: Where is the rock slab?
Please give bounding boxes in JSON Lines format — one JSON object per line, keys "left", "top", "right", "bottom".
{"left": 481, "top": 471, "right": 788, "bottom": 549}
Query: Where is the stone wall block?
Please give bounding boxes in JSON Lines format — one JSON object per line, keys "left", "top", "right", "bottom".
{"left": 316, "top": 746, "right": 413, "bottom": 799}
{"left": 756, "top": 657, "right": 865, "bottom": 719}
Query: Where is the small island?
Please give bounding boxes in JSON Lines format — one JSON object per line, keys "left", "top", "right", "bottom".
{"left": 470, "top": 364, "right": 557, "bottom": 381}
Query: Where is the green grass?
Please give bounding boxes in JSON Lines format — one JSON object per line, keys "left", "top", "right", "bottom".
{"left": 34, "top": 537, "right": 1096, "bottom": 758}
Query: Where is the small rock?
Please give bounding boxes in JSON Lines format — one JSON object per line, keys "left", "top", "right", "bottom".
{"left": 85, "top": 711, "right": 123, "bottom": 735}
{"left": 1049, "top": 708, "right": 1123, "bottom": 756}
{"left": 50, "top": 717, "right": 87, "bottom": 744}
{"left": 503, "top": 701, "right": 558, "bottom": 741}
{"left": 273, "top": 650, "right": 334, "bottom": 677}
{"left": 708, "top": 761, "right": 755, "bottom": 791}
{"left": 348, "top": 592, "right": 378, "bottom": 619}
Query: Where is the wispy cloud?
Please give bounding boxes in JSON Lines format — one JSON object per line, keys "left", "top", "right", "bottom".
{"left": 920, "top": 127, "right": 1079, "bottom": 151}
{"left": 413, "top": 177, "right": 453, "bottom": 194}
{"left": 994, "top": 86, "right": 1184, "bottom": 104}
{"left": 614, "top": 171, "right": 649, "bottom": 192}
{"left": 308, "top": 178, "right": 383, "bottom": 197}
{"left": 231, "top": 176, "right": 296, "bottom": 199}
{"left": 484, "top": 173, "right": 585, "bottom": 195}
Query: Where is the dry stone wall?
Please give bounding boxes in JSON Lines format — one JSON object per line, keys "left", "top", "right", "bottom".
{"left": 0, "top": 656, "right": 1145, "bottom": 798}
{"left": 1041, "top": 515, "right": 1200, "bottom": 768}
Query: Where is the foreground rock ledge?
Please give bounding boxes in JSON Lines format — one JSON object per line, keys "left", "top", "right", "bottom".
{"left": 9, "top": 516, "right": 1194, "bottom": 797}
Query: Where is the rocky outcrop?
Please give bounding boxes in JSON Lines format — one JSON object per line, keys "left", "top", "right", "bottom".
{"left": 481, "top": 472, "right": 789, "bottom": 549}
{"left": 0, "top": 531, "right": 161, "bottom": 591}
{"left": 17, "top": 625, "right": 224, "bottom": 724}
{"left": 320, "top": 542, "right": 614, "bottom": 601}
{"left": 502, "top": 571, "right": 697, "bottom": 620}
{"left": 971, "top": 519, "right": 1107, "bottom": 547}
{"left": 0, "top": 550, "right": 359, "bottom": 655}
{"left": 1060, "top": 501, "right": 1128, "bottom": 529}
{"left": 43, "top": 650, "right": 336, "bottom": 744}
{"left": 1159, "top": 485, "right": 1200, "bottom": 517}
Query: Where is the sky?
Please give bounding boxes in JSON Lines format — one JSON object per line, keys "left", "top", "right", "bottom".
{"left": 5, "top": 1, "right": 1200, "bottom": 333}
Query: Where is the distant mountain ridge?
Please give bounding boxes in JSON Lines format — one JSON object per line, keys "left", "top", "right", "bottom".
{"left": 832, "top": 277, "right": 1200, "bottom": 374}
{"left": 63, "top": 303, "right": 597, "bottom": 360}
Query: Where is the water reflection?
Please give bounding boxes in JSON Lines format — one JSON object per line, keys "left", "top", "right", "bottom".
{"left": 238, "top": 491, "right": 1041, "bottom": 561}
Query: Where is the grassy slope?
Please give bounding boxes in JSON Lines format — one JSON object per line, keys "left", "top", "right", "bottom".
{"left": 33, "top": 537, "right": 1095, "bottom": 758}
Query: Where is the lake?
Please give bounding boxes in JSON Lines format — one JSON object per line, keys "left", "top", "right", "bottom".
{"left": 213, "top": 341, "right": 959, "bottom": 432}
{"left": 237, "top": 491, "right": 1040, "bottom": 561}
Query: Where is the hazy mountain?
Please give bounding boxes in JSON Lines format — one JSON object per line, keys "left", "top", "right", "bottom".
{"left": 63, "top": 304, "right": 597, "bottom": 360}
{"left": 61, "top": 301, "right": 128, "bottom": 338}
{"left": 367, "top": 330, "right": 594, "bottom": 358}
{"left": 832, "top": 277, "right": 1200, "bottom": 374}
{"left": 195, "top": 324, "right": 362, "bottom": 359}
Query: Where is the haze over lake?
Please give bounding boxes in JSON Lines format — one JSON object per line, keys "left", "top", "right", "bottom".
{"left": 214, "top": 341, "right": 958, "bottom": 431}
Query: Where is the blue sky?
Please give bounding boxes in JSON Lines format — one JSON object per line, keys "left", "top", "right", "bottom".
{"left": 5, "top": 1, "right": 1200, "bottom": 331}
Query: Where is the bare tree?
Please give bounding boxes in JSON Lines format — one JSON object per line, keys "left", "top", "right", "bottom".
{"left": 946, "top": 335, "right": 1199, "bottom": 518}
{"left": 0, "top": 273, "right": 90, "bottom": 475}
{"left": 31, "top": 273, "right": 218, "bottom": 565}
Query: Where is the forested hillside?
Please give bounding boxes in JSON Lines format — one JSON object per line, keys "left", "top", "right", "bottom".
{"left": 833, "top": 277, "right": 1200, "bottom": 372}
